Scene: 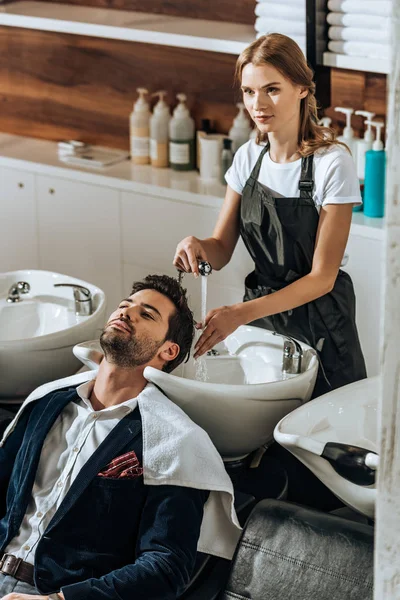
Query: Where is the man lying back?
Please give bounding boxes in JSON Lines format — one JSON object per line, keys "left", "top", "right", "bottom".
{"left": 0, "top": 274, "right": 240, "bottom": 600}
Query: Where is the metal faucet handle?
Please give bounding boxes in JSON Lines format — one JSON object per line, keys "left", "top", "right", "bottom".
{"left": 54, "top": 283, "right": 93, "bottom": 316}
{"left": 7, "top": 281, "right": 31, "bottom": 303}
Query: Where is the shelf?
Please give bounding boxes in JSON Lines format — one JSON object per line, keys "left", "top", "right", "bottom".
{"left": 323, "top": 52, "right": 390, "bottom": 75}
{"left": 0, "top": 1, "right": 255, "bottom": 54}
{"left": 0, "top": 133, "right": 226, "bottom": 208}
{"left": 0, "top": 133, "right": 386, "bottom": 240}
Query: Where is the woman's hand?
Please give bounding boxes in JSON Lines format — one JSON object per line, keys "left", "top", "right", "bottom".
{"left": 194, "top": 304, "right": 245, "bottom": 358}
{"left": 173, "top": 236, "right": 208, "bottom": 278}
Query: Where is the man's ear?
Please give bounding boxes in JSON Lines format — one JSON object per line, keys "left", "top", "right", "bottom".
{"left": 159, "top": 341, "right": 180, "bottom": 365}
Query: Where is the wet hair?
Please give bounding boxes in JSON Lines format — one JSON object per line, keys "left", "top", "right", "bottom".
{"left": 130, "top": 274, "right": 195, "bottom": 373}
{"left": 235, "top": 33, "right": 349, "bottom": 157}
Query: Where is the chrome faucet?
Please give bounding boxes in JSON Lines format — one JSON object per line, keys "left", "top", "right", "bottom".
{"left": 54, "top": 283, "right": 93, "bottom": 316}
{"left": 272, "top": 332, "right": 303, "bottom": 375}
{"left": 7, "top": 281, "right": 30, "bottom": 303}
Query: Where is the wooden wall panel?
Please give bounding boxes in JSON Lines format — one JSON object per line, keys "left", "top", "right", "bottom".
{"left": 324, "top": 68, "right": 387, "bottom": 139}
{"left": 0, "top": 27, "right": 241, "bottom": 149}
{"left": 23, "top": 0, "right": 257, "bottom": 25}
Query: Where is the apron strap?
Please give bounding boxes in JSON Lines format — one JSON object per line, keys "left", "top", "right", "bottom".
{"left": 298, "top": 154, "right": 315, "bottom": 199}
{"left": 248, "top": 142, "right": 270, "bottom": 183}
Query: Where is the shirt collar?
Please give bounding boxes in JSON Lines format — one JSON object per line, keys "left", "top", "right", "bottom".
{"left": 76, "top": 379, "right": 139, "bottom": 413}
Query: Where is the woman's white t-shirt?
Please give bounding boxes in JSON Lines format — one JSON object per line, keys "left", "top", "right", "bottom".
{"left": 225, "top": 140, "right": 362, "bottom": 209}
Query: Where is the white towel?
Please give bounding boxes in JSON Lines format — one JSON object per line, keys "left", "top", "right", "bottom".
{"left": 327, "top": 11, "right": 390, "bottom": 29}
{"left": 255, "top": 17, "right": 305, "bottom": 35}
{"left": 328, "top": 40, "right": 391, "bottom": 59}
{"left": 255, "top": 2, "right": 305, "bottom": 20}
{"left": 0, "top": 371, "right": 242, "bottom": 560}
{"left": 256, "top": 0, "right": 304, "bottom": 5}
{"left": 328, "top": 26, "right": 390, "bottom": 43}
{"left": 327, "top": 0, "right": 392, "bottom": 17}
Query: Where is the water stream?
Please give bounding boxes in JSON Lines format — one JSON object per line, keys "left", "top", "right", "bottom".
{"left": 194, "top": 276, "right": 209, "bottom": 382}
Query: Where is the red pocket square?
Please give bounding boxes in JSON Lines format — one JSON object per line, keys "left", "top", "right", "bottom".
{"left": 98, "top": 450, "right": 143, "bottom": 479}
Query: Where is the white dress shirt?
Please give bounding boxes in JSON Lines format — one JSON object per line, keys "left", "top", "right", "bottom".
{"left": 5, "top": 380, "right": 138, "bottom": 565}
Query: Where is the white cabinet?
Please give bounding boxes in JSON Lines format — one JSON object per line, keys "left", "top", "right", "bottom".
{"left": 0, "top": 167, "right": 39, "bottom": 271}
{"left": 120, "top": 191, "right": 253, "bottom": 321}
{"left": 36, "top": 175, "right": 122, "bottom": 313}
{"left": 342, "top": 233, "right": 383, "bottom": 377}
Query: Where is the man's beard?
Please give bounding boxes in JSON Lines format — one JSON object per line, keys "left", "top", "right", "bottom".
{"left": 99, "top": 325, "right": 165, "bottom": 369}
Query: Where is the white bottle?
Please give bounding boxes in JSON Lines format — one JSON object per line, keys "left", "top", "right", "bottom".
{"left": 334, "top": 106, "right": 358, "bottom": 160}
{"left": 229, "top": 103, "right": 252, "bottom": 153}
{"left": 150, "top": 90, "right": 170, "bottom": 168}
{"left": 169, "top": 93, "right": 196, "bottom": 171}
{"left": 354, "top": 110, "right": 375, "bottom": 181}
{"left": 130, "top": 87, "right": 151, "bottom": 165}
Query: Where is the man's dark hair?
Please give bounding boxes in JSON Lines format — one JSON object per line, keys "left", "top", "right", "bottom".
{"left": 131, "top": 274, "right": 195, "bottom": 373}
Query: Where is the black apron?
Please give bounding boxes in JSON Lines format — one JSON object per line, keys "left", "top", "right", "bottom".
{"left": 240, "top": 144, "right": 367, "bottom": 398}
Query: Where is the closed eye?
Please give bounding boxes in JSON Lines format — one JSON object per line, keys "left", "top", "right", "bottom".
{"left": 141, "top": 312, "right": 154, "bottom": 320}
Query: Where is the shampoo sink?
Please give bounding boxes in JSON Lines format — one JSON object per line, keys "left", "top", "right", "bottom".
{"left": 0, "top": 270, "right": 106, "bottom": 399}
{"left": 274, "top": 376, "right": 378, "bottom": 519}
{"left": 74, "top": 325, "right": 318, "bottom": 460}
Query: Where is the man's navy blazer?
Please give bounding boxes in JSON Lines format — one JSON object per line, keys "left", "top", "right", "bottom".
{"left": 0, "top": 387, "right": 208, "bottom": 600}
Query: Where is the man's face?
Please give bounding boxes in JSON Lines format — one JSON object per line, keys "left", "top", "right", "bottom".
{"left": 100, "top": 289, "right": 176, "bottom": 369}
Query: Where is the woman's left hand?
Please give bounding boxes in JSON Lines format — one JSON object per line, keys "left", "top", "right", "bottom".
{"left": 194, "top": 304, "right": 245, "bottom": 359}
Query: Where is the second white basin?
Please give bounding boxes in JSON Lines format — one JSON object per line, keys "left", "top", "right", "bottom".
{"left": 74, "top": 325, "right": 318, "bottom": 460}
{"left": 274, "top": 376, "right": 378, "bottom": 519}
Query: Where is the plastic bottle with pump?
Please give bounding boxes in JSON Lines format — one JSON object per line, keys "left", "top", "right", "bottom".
{"left": 334, "top": 107, "right": 358, "bottom": 160}
{"left": 229, "top": 103, "right": 252, "bottom": 153}
{"left": 150, "top": 90, "right": 170, "bottom": 168}
{"left": 354, "top": 110, "right": 375, "bottom": 182}
{"left": 169, "top": 94, "right": 196, "bottom": 171}
{"left": 220, "top": 138, "right": 233, "bottom": 185}
{"left": 363, "top": 120, "right": 386, "bottom": 218}
{"left": 130, "top": 88, "right": 151, "bottom": 165}
{"left": 196, "top": 119, "right": 213, "bottom": 170}
{"left": 318, "top": 117, "right": 332, "bottom": 128}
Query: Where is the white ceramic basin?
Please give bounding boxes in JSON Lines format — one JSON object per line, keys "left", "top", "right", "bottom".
{"left": 274, "top": 376, "right": 378, "bottom": 519}
{"left": 0, "top": 270, "right": 106, "bottom": 399}
{"left": 74, "top": 325, "right": 318, "bottom": 459}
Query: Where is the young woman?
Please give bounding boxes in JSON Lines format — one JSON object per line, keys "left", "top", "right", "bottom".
{"left": 174, "top": 33, "right": 367, "bottom": 398}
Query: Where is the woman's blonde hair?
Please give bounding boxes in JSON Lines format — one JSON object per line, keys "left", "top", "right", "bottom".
{"left": 235, "top": 33, "right": 347, "bottom": 157}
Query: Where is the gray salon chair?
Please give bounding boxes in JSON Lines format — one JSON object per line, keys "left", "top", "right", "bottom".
{"left": 221, "top": 499, "right": 374, "bottom": 600}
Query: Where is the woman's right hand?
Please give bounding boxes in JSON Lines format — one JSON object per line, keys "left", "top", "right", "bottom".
{"left": 173, "top": 236, "right": 208, "bottom": 278}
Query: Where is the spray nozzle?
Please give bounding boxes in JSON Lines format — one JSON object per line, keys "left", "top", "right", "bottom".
{"left": 355, "top": 110, "right": 376, "bottom": 142}
{"left": 198, "top": 261, "right": 212, "bottom": 277}
{"left": 365, "top": 120, "right": 385, "bottom": 151}
{"left": 334, "top": 106, "right": 354, "bottom": 139}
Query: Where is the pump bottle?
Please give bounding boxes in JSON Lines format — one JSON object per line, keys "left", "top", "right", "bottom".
{"left": 363, "top": 120, "right": 386, "bottom": 218}
{"left": 150, "top": 90, "right": 170, "bottom": 168}
{"left": 130, "top": 88, "right": 151, "bottom": 165}
{"left": 318, "top": 117, "right": 332, "bottom": 127}
{"left": 229, "top": 103, "right": 252, "bottom": 153}
{"left": 334, "top": 106, "right": 358, "bottom": 160}
{"left": 354, "top": 110, "right": 375, "bottom": 182}
{"left": 169, "top": 94, "right": 196, "bottom": 171}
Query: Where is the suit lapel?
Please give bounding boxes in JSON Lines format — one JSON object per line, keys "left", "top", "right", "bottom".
{"left": 45, "top": 411, "right": 142, "bottom": 532}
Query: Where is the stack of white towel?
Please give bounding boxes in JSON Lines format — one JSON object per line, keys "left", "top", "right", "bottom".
{"left": 254, "top": 0, "right": 307, "bottom": 54}
{"left": 327, "top": 0, "right": 391, "bottom": 60}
